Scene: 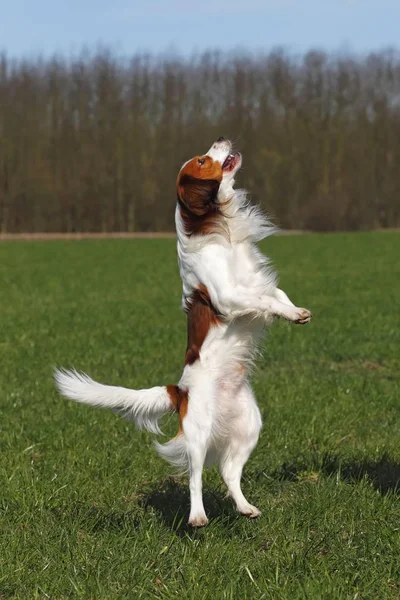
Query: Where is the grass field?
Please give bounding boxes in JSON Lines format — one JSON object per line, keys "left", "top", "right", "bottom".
{"left": 1, "top": 233, "right": 400, "bottom": 599}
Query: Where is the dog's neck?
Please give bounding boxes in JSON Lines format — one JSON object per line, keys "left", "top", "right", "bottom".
{"left": 176, "top": 181, "right": 277, "bottom": 251}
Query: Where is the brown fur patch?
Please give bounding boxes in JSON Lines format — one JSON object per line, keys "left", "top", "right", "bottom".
{"left": 184, "top": 284, "right": 222, "bottom": 366}
{"left": 177, "top": 156, "right": 228, "bottom": 237}
{"left": 166, "top": 287, "right": 221, "bottom": 436}
{"left": 166, "top": 384, "right": 188, "bottom": 434}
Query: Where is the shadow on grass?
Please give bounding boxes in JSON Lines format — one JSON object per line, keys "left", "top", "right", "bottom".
{"left": 271, "top": 451, "right": 400, "bottom": 495}
{"left": 50, "top": 479, "right": 250, "bottom": 536}
{"left": 139, "top": 476, "right": 238, "bottom": 535}
{"left": 51, "top": 502, "right": 141, "bottom": 533}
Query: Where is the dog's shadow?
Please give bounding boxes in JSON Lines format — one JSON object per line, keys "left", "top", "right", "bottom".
{"left": 50, "top": 501, "right": 142, "bottom": 534}
{"left": 271, "top": 451, "right": 400, "bottom": 495}
{"left": 64, "top": 454, "right": 399, "bottom": 537}
{"left": 139, "top": 476, "right": 237, "bottom": 535}
{"left": 140, "top": 453, "right": 400, "bottom": 534}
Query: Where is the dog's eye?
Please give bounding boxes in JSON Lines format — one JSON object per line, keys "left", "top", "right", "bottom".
{"left": 198, "top": 159, "right": 205, "bottom": 166}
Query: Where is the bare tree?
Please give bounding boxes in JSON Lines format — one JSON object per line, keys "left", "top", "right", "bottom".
{"left": 0, "top": 48, "right": 399, "bottom": 232}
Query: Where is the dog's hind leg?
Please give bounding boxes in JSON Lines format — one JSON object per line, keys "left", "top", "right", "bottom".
{"left": 219, "top": 382, "right": 262, "bottom": 518}
{"left": 186, "top": 433, "right": 210, "bottom": 527}
{"left": 181, "top": 375, "right": 215, "bottom": 527}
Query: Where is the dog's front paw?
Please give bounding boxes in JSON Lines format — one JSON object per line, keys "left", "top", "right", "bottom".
{"left": 291, "top": 307, "right": 312, "bottom": 324}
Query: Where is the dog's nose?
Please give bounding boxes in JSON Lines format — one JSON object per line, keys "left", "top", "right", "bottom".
{"left": 217, "top": 136, "right": 225, "bottom": 142}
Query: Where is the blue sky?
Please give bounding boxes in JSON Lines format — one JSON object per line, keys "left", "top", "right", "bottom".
{"left": 0, "top": 0, "right": 398, "bottom": 58}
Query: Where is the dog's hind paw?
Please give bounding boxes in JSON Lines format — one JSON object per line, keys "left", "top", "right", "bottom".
{"left": 188, "top": 514, "right": 209, "bottom": 527}
{"left": 239, "top": 504, "right": 261, "bottom": 518}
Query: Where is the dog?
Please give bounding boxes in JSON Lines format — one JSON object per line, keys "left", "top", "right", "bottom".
{"left": 55, "top": 137, "right": 311, "bottom": 527}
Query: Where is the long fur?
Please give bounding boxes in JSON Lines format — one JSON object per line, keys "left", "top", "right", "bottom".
{"left": 55, "top": 138, "right": 311, "bottom": 527}
{"left": 54, "top": 369, "right": 172, "bottom": 435}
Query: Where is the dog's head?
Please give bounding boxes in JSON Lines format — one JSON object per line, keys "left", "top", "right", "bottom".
{"left": 176, "top": 138, "right": 241, "bottom": 219}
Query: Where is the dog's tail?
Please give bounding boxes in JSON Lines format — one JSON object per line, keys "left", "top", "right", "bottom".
{"left": 54, "top": 368, "right": 177, "bottom": 435}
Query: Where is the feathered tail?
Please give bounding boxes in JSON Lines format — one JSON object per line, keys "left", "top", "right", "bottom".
{"left": 54, "top": 368, "right": 174, "bottom": 435}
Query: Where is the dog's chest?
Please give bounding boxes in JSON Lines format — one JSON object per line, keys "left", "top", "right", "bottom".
{"left": 230, "top": 242, "right": 260, "bottom": 284}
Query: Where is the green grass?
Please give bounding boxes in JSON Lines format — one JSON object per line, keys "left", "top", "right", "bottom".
{"left": 1, "top": 232, "right": 400, "bottom": 599}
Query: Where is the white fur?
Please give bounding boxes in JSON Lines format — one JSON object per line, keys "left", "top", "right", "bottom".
{"left": 54, "top": 139, "right": 311, "bottom": 527}
{"left": 171, "top": 139, "right": 311, "bottom": 525}
{"left": 54, "top": 369, "right": 172, "bottom": 435}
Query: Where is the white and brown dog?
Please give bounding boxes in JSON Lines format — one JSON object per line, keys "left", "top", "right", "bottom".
{"left": 55, "top": 138, "right": 311, "bottom": 527}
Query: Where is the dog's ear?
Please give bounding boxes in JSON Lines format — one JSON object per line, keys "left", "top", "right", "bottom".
{"left": 177, "top": 175, "right": 220, "bottom": 216}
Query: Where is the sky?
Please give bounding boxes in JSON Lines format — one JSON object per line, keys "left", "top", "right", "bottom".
{"left": 0, "top": 0, "right": 399, "bottom": 58}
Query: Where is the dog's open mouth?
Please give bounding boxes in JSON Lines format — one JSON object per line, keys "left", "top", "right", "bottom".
{"left": 222, "top": 152, "right": 241, "bottom": 172}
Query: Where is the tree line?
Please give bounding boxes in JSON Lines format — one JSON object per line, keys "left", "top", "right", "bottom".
{"left": 0, "top": 48, "right": 399, "bottom": 232}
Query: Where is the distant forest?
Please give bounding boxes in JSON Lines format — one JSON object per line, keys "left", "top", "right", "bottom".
{"left": 0, "top": 49, "right": 399, "bottom": 232}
